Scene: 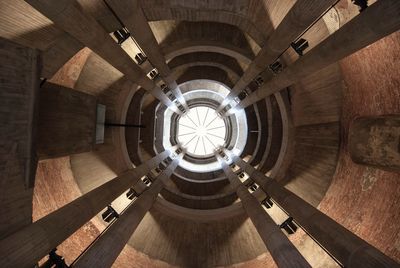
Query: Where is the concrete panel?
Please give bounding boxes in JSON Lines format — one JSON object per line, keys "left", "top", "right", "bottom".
{"left": 37, "top": 83, "right": 97, "bottom": 159}
{"left": 0, "top": 38, "right": 39, "bottom": 238}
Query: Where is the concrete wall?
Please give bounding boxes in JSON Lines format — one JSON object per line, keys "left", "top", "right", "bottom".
{"left": 33, "top": 157, "right": 174, "bottom": 267}
{"left": 37, "top": 83, "right": 97, "bottom": 159}
{"left": 0, "top": 0, "right": 83, "bottom": 78}
{"left": 0, "top": 38, "right": 39, "bottom": 238}
{"left": 128, "top": 209, "right": 269, "bottom": 267}
{"left": 282, "top": 18, "right": 343, "bottom": 207}
{"left": 318, "top": 31, "right": 400, "bottom": 262}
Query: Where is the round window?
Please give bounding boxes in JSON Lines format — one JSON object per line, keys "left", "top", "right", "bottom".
{"left": 177, "top": 106, "right": 226, "bottom": 157}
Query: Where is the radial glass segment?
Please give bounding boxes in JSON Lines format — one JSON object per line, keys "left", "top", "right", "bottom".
{"left": 177, "top": 106, "right": 226, "bottom": 157}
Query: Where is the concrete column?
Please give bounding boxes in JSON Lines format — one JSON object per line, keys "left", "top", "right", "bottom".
{"left": 24, "top": 0, "right": 175, "bottom": 110}
{"left": 37, "top": 83, "right": 97, "bottom": 159}
{"left": 222, "top": 0, "right": 337, "bottom": 105}
{"left": 228, "top": 152, "right": 399, "bottom": 267}
{"left": 216, "top": 154, "right": 310, "bottom": 268}
{"left": 349, "top": 115, "right": 400, "bottom": 172}
{"left": 0, "top": 38, "right": 39, "bottom": 238}
{"left": 0, "top": 150, "right": 173, "bottom": 268}
{"left": 105, "top": 0, "right": 188, "bottom": 110}
{"left": 72, "top": 153, "right": 183, "bottom": 268}
{"left": 238, "top": 0, "right": 400, "bottom": 109}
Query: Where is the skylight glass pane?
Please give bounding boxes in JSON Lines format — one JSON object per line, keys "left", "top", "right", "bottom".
{"left": 177, "top": 106, "right": 226, "bottom": 157}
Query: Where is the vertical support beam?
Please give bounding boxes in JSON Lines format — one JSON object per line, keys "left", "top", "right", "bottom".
{"left": 37, "top": 83, "right": 97, "bottom": 159}
{"left": 0, "top": 37, "right": 39, "bottom": 237}
{"left": 73, "top": 153, "right": 183, "bottom": 268}
{"left": 0, "top": 150, "right": 173, "bottom": 268}
{"left": 216, "top": 154, "right": 310, "bottom": 268}
{"left": 238, "top": 0, "right": 400, "bottom": 109}
{"left": 105, "top": 0, "right": 188, "bottom": 110}
{"left": 349, "top": 115, "right": 400, "bottom": 172}
{"left": 228, "top": 151, "right": 399, "bottom": 267}
{"left": 24, "top": 0, "right": 177, "bottom": 111}
{"left": 224, "top": 0, "right": 337, "bottom": 103}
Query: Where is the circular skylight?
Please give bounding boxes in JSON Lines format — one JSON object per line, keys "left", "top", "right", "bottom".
{"left": 177, "top": 106, "right": 226, "bottom": 157}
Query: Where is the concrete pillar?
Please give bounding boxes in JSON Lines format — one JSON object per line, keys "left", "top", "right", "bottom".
{"left": 238, "top": 0, "right": 400, "bottom": 109}
{"left": 216, "top": 154, "right": 310, "bottom": 268}
{"left": 105, "top": 0, "right": 188, "bottom": 110}
{"left": 0, "top": 38, "right": 39, "bottom": 238}
{"left": 224, "top": 0, "right": 337, "bottom": 102}
{"left": 228, "top": 152, "right": 399, "bottom": 267}
{"left": 349, "top": 115, "right": 400, "bottom": 172}
{"left": 73, "top": 153, "right": 183, "bottom": 268}
{"left": 24, "top": 0, "right": 175, "bottom": 110}
{"left": 0, "top": 150, "right": 173, "bottom": 268}
{"left": 37, "top": 83, "right": 97, "bottom": 159}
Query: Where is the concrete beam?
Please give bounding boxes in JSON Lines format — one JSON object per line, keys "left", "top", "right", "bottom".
{"left": 41, "top": 33, "right": 84, "bottom": 78}
{"left": 105, "top": 0, "right": 188, "bottom": 110}
{"left": 223, "top": 0, "right": 337, "bottom": 105}
{"left": 216, "top": 154, "right": 310, "bottom": 268}
{"left": 24, "top": 0, "right": 176, "bottom": 110}
{"left": 0, "top": 38, "right": 39, "bottom": 237}
{"left": 229, "top": 152, "right": 399, "bottom": 267}
{"left": 0, "top": 150, "right": 172, "bottom": 268}
{"left": 72, "top": 153, "right": 183, "bottom": 268}
{"left": 238, "top": 0, "right": 400, "bottom": 109}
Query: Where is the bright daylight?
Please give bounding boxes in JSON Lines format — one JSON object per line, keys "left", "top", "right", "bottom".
{"left": 177, "top": 106, "right": 226, "bottom": 157}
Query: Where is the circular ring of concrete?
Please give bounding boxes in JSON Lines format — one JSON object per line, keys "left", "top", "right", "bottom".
{"left": 160, "top": 79, "right": 248, "bottom": 173}
{"left": 163, "top": 41, "right": 254, "bottom": 65}
{"left": 144, "top": 7, "right": 267, "bottom": 46}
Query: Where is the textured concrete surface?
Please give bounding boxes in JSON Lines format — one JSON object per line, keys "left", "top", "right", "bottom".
{"left": 219, "top": 156, "right": 310, "bottom": 268}
{"left": 240, "top": 0, "right": 400, "bottom": 108}
{"left": 286, "top": 122, "right": 340, "bottom": 207}
{"left": 33, "top": 157, "right": 102, "bottom": 264}
{"left": 33, "top": 157, "right": 175, "bottom": 267}
{"left": 48, "top": 47, "right": 91, "bottom": 89}
{"left": 223, "top": 27, "right": 400, "bottom": 268}
{"left": 2, "top": 0, "right": 398, "bottom": 266}
{"left": 0, "top": 0, "right": 84, "bottom": 78}
{"left": 318, "top": 32, "right": 400, "bottom": 262}
{"left": 143, "top": 0, "right": 297, "bottom": 48}
{"left": 128, "top": 210, "right": 269, "bottom": 267}
{"left": 0, "top": 38, "right": 38, "bottom": 239}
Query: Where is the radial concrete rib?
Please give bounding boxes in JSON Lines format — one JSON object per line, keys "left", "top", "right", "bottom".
{"left": 24, "top": 0, "right": 178, "bottom": 112}
{"left": 216, "top": 153, "right": 311, "bottom": 268}
{"left": 225, "top": 150, "right": 400, "bottom": 268}
{"left": 106, "top": 0, "right": 188, "bottom": 110}
{"left": 72, "top": 153, "right": 183, "bottom": 268}
{"left": 238, "top": 0, "right": 400, "bottom": 109}
{"left": 0, "top": 150, "right": 172, "bottom": 268}
{"left": 218, "top": 0, "right": 338, "bottom": 111}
